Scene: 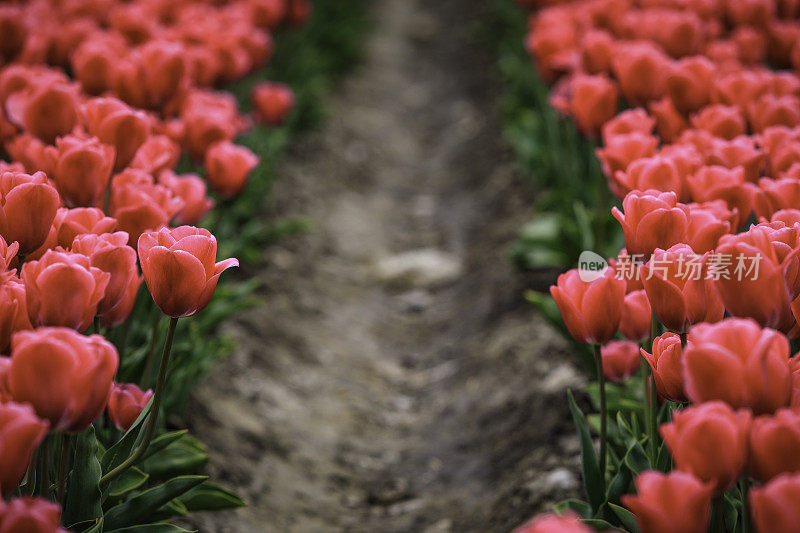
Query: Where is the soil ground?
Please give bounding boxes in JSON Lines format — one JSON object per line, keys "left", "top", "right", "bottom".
{"left": 186, "top": 0, "right": 582, "bottom": 531}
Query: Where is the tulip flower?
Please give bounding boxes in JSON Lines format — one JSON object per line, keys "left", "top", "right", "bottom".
{"left": 640, "top": 245, "right": 724, "bottom": 333}
{"left": 0, "top": 497, "right": 68, "bottom": 532}
{"left": 648, "top": 97, "right": 689, "bottom": 143}
{"left": 0, "top": 274, "right": 31, "bottom": 354}
{"left": 597, "top": 133, "right": 659, "bottom": 194}
{"left": 622, "top": 471, "right": 714, "bottom": 533}
{"left": 21, "top": 250, "right": 110, "bottom": 331}
{"left": 43, "top": 134, "right": 115, "bottom": 208}
{"left": 601, "top": 340, "right": 640, "bottom": 382}
{"left": 620, "top": 289, "right": 651, "bottom": 341}
{"left": 204, "top": 141, "right": 260, "bottom": 197}
{"left": 70, "top": 34, "right": 126, "bottom": 95}
{"left": 0, "top": 171, "right": 60, "bottom": 256}
{"left": 690, "top": 105, "right": 747, "bottom": 140}
{"left": 610, "top": 42, "right": 669, "bottom": 106}
{"left": 107, "top": 383, "right": 154, "bottom": 431}
{"left": 4, "top": 133, "right": 49, "bottom": 174}
{"left": 611, "top": 190, "right": 690, "bottom": 258}
{"left": 7, "top": 328, "right": 117, "bottom": 433}
{"left": 660, "top": 401, "right": 751, "bottom": 491}
{"left": 181, "top": 89, "right": 243, "bottom": 159}
{"left": 513, "top": 512, "right": 596, "bottom": 533}
{"left": 70, "top": 232, "right": 137, "bottom": 316}
{"left": 157, "top": 171, "right": 214, "bottom": 226}
{"left": 641, "top": 332, "right": 687, "bottom": 402}
{"left": 251, "top": 82, "right": 295, "bottom": 126}
{"left": 755, "top": 177, "right": 800, "bottom": 220}
{"left": 139, "top": 40, "right": 189, "bottom": 108}
{"left": 580, "top": 29, "right": 614, "bottom": 74}
{"left": 29, "top": 207, "right": 119, "bottom": 260}
{"left": 685, "top": 201, "right": 736, "bottom": 253}
{"left": 665, "top": 56, "right": 714, "bottom": 114}
{"left": 138, "top": 226, "right": 238, "bottom": 318}
{"left": 129, "top": 135, "right": 181, "bottom": 176}
{"left": 550, "top": 268, "right": 626, "bottom": 345}
{"left": 0, "top": 401, "right": 47, "bottom": 496}
{"left": 250, "top": 0, "right": 287, "bottom": 28}
{"left": 705, "top": 136, "right": 765, "bottom": 182}
{"left": 748, "top": 94, "right": 800, "bottom": 133}
{"left": 601, "top": 109, "right": 656, "bottom": 145}
{"left": 750, "top": 409, "right": 800, "bottom": 482}
{"left": 4, "top": 79, "right": 80, "bottom": 143}
{"left": 686, "top": 166, "right": 756, "bottom": 229}
{"left": 99, "top": 274, "right": 141, "bottom": 328}
{"left": 566, "top": 74, "right": 619, "bottom": 136}
{"left": 683, "top": 319, "right": 792, "bottom": 414}
{"left": 108, "top": 169, "right": 184, "bottom": 246}
{"left": 83, "top": 97, "right": 151, "bottom": 170}
{"left": 613, "top": 156, "right": 687, "bottom": 201}
{"left": 750, "top": 473, "right": 800, "bottom": 533}
{"left": 711, "top": 69, "right": 765, "bottom": 111}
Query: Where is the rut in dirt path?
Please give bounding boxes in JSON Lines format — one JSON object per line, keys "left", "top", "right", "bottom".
{"left": 186, "top": 1, "right": 583, "bottom": 532}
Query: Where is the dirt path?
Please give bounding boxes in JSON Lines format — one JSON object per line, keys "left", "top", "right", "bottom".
{"left": 186, "top": 1, "right": 583, "bottom": 531}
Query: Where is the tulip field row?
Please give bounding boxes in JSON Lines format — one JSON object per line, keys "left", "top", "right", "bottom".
{"left": 0, "top": 0, "right": 366, "bottom": 531}
{"left": 502, "top": 0, "right": 800, "bottom": 532}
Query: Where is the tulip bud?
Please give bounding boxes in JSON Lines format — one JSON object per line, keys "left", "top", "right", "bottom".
{"left": 612, "top": 190, "right": 690, "bottom": 258}
{"left": 138, "top": 226, "right": 238, "bottom": 318}
{"left": 622, "top": 471, "right": 714, "bottom": 533}
{"left": 648, "top": 97, "right": 689, "bottom": 143}
{"left": 513, "top": 512, "right": 595, "bottom": 533}
{"left": 0, "top": 402, "right": 47, "bottom": 495}
{"left": 107, "top": 383, "right": 153, "bottom": 431}
{"left": 251, "top": 82, "right": 295, "bottom": 126}
{"left": 550, "top": 268, "right": 626, "bottom": 345}
{"left": 756, "top": 177, "right": 800, "bottom": 220}
{"left": 8, "top": 328, "right": 118, "bottom": 433}
{"left": 181, "top": 89, "right": 243, "bottom": 160}
{"left": 0, "top": 496, "right": 67, "bottom": 532}
{"left": 660, "top": 401, "right": 751, "bottom": 492}
{"left": 750, "top": 473, "right": 800, "bottom": 533}
{"left": 601, "top": 340, "right": 640, "bottom": 382}
{"left": 204, "top": 141, "right": 260, "bottom": 198}
{"left": 747, "top": 94, "right": 800, "bottom": 133}
{"left": 44, "top": 134, "right": 115, "bottom": 208}
{"left": 0, "top": 171, "right": 60, "bottom": 256}
{"left": 641, "top": 332, "right": 687, "bottom": 402}
{"left": 21, "top": 250, "right": 110, "bottom": 332}
{"left": 705, "top": 137, "right": 765, "bottom": 182}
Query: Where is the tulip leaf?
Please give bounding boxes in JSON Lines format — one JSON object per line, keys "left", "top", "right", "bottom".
{"left": 147, "top": 499, "right": 188, "bottom": 523}
{"left": 606, "top": 465, "right": 632, "bottom": 503}
{"left": 105, "top": 524, "right": 196, "bottom": 533}
{"left": 609, "top": 503, "right": 640, "bottom": 533}
{"left": 623, "top": 441, "right": 650, "bottom": 475}
{"left": 140, "top": 434, "right": 208, "bottom": 480}
{"left": 655, "top": 442, "right": 672, "bottom": 473}
{"left": 108, "top": 467, "right": 149, "bottom": 499}
{"left": 103, "top": 475, "right": 207, "bottom": 530}
{"left": 554, "top": 498, "right": 592, "bottom": 518}
{"left": 63, "top": 427, "right": 104, "bottom": 529}
{"left": 583, "top": 518, "right": 625, "bottom": 531}
{"left": 101, "top": 398, "right": 154, "bottom": 475}
{"left": 567, "top": 390, "right": 605, "bottom": 511}
{"left": 178, "top": 482, "right": 247, "bottom": 512}
{"left": 141, "top": 430, "right": 188, "bottom": 462}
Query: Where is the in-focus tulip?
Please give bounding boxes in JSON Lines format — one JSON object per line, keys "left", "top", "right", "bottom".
{"left": 622, "top": 470, "right": 714, "bottom": 533}
{"left": 660, "top": 401, "right": 751, "bottom": 491}
{"left": 750, "top": 473, "right": 800, "bottom": 533}
{"left": 750, "top": 409, "right": 800, "bottom": 482}
{"left": 252, "top": 81, "right": 295, "bottom": 126}
{"left": 640, "top": 245, "right": 724, "bottom": 332}
{"left": 550, "top": 268, "right": 626, "bottom": 345}
{"left": 513, "top": 512, "right": 596, "bottom": 533}
{"left": 43, "top": 134, "right": 115, "bottom": 207}
{"left": 641, "top": 332, "right": 686, "bottom": 402}
{"left": 8, "top": 328, "right": 117, "bottom": 433}
{"left": 0, "top": 496, "right": 67, "bottom": 532}
{"left": 601, "top": 340, "right": 640, "bottom": 382}
{"left": 21, "top": 250, "right": 110, "bottom": 331}
{"left": 0, "top": 402, "right": 47, "bottom": 496}
{"left": 138, "top": 226, "right": 238, "bottom": 318}
{"left": 0, "top": 171, "right": 60, "bottom": 256}
{"left": 107, "top": 383, "right": 153, "bottom": 431}
{"left": 204, "top": 141, "right": 260, "bottom": 198}
{"left": 157, "top": 171, "right": 214, "bottom": 226}
{"left": 71, "top": 232, "right": 137, "bottom": 316}
{"left": 683, "top": 319, "right": 792, "bottom": 414}
{"left": 611, "top": 190, "right": 690, "bottom": 257}
{"left": 620, "top": 289, "right": 651, "bottom": 341}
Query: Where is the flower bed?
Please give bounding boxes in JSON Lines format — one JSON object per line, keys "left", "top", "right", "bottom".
{"left": 509, "top": 0, "right": 800, "bottom": 532}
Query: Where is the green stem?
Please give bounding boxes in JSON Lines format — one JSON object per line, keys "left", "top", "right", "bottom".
{"left": 594, "top": 344, "right": 607, "bottom": 483}
{"left": 93, "top": 316, "right": 100, "bottom": 335}
{"left": 57, "top": 433, "right": 71, "bottom": 504}
{"left": 141, "top": 313, "right": 163, "bottom": 388}
{"left": 680, "top": 331, "right": 687, "bottom": 346}
{"left": 22, "top": 447, "right": 38, "bottom": 495}
{"left": 116, "top": 318, "right": 131, "bottom": 372}
{"left": 100, "top": 317, "right": 178, "bottom": 488}
{"left": 647, "top": 312, "right": 660, "bottom": 463}
{"left": 39, "top": 436, "right": 51, "bottom": 498}
{"left": 742, "top": 477, "right": 752, "bottom": 533}
{"left": 711, "top": 495, "right": 726, "bottom": 533}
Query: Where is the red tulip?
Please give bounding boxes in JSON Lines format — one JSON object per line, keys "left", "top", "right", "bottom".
{"left": 622, "top": 471, "right": 714, "bottom": 533}
{"left": 204, "top": 141, "right": 260, "bottom": 197}
{"left": 252, "top": 82, "right": 295, "bottom": 126}
{"left": 641, "top": 332, "right": 687, "bottom": 402}
{"left": 690, "top": 105, "right": 747, "bottom": 140}
{"left": 612, "top": 190, "right": 690, "bottom": 257}
{"left": 82, "top": 97, "right": 151, "bottom": 170}
{"left": 641, "top": 245, "right": 724, "bottom": 333}
{"left": 665, "top": 56, "right": 714, "bottom": 114}
{"left": 108, "top": 169, "right": 184, "bottom": 246}
{"left": 250, "top": 0, "right": 287, "bottom": 28}
{"left": 684, "top": 319, "right": 792, "bottom": 414}
{"left": 660, "top": 401, "right": 751, "bottom": 492}
{"left": 611, "top": 42, "right": 669, "bottom": 106}
{"left": 138, "top": 226, "right": 238, "bottom": 318}
{"left": 601, "top": 109, "right": 656, "bottom": 145}
{"left": 686, "top": 165, "right": 756, "bottom": 229}
{"left": 750, "top": 473, "right": 800, "bottom": 533}
{"left": 748, "top": 94, "right": 800, "bottom": 133}
{"left": 139, "top": 40, "right": 189, "bottom": 108}
{"left": 71, "top": 232, "right": 137, "bottom": 316}
{"left": 750, "top": 409, "right": 800, "bottom": 482}
{"left": 597, "top": 133, "right": 660, "bottom": 194}
{"left": 107, "top": 383, "right": 153, "bottom": 431}
{"left": 755, "top": 177, "right": 800, "bottom": 219}
{"left": 620, "top": 289, "right": 651, "bottom": 341}
{"left": 513, "top": 512, "right": 596, "bottom": 533}
{"left": 3, "top": 133, "right": 49, "bottom": 175}
{"left": 4, "top": 79, "right": 80, "bottom": 144}
{"left": 550, "top": 268, "right": 626, "bottom": 345}
{"left": 705, "top": 136, "right": 765, "bottom": 182}
{"left": 8, "top": 328, "right": 117, "bottom": 433}
{"left": 613, "top": 155, "right": 687, "bottom": 201}
{"left": 0, "top": 402, "right": 47, "bottom": 496}
{"left": 0, "top": 171, "right": 60, "bottom": 256}
{"left": 0, "top": 496, "right": 67, "bottom": 533}
{"left": 128, "top": 135, "right": 181, "bottom": 177}
{"left": 181, "top": 89, "right": 244, "bottom": 159}
{"left": 567, "top": 74, "right": 619, "bottom": 135}
{"left": 601, "top": 340, "right": 640, "bottom": 382}
{"left": 43, "top": 134, "right": 115, "bottom": 208}
{"left": 686, "top": 200, "right": 736, "bottom": 253}
{"left": 648, "top": 97, "right": 689, "bottom": 143}
{"left": 0, "top": 274, "right": 31, "bottom": 355}
{"left": 99, "top": 274, "right": 142, "bottom": 328}
{"left": 70, "top": 34, "right": 126, "bottom": 95}
{"left": 29, "top": 207, "right": 119, "bottom": 260}
{"left": 580, "top": 29, "right": 614, "bottom": 74}
{"left": 21, "top": 250, "right": 110, "bottom": 331}
{"left": 770, "top": 141, "right": 800, "bottom": 176}
{"left": 157, "top": 171, "right": 214, "bottom": 226}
